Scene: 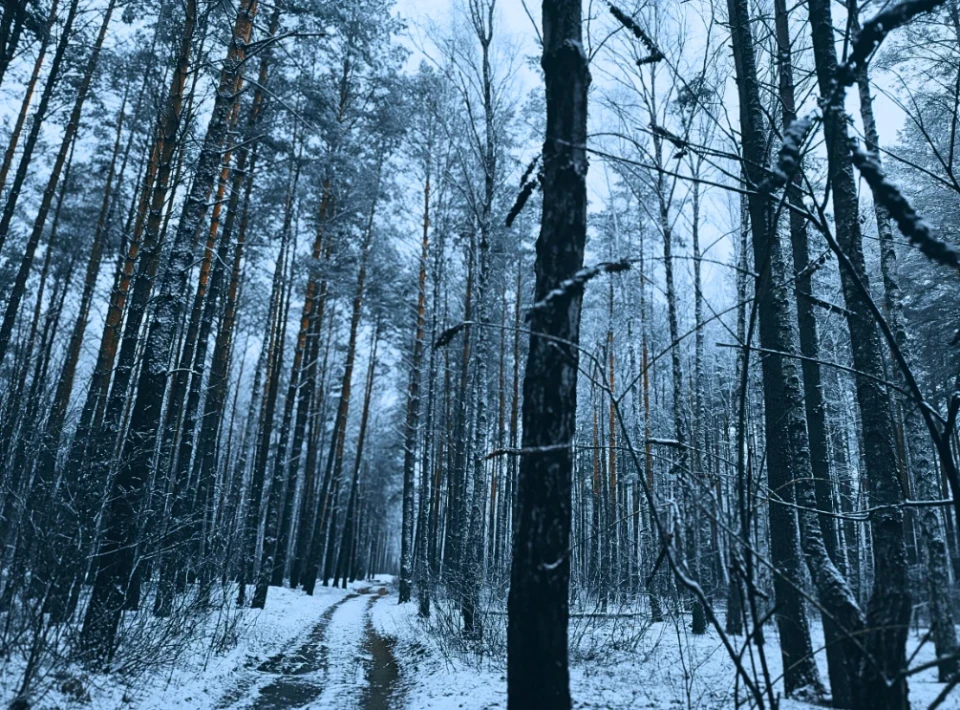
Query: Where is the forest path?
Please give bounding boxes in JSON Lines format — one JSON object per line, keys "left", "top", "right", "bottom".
{"left": 218, "top": 585, "right": 401, "bottom": 710}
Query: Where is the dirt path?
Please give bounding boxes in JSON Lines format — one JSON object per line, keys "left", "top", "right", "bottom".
{"left": 359, "top": 602, "right": 400, "bottom": 710}
{"left": 218, "top": 587, "right": 401, "bottom": 710}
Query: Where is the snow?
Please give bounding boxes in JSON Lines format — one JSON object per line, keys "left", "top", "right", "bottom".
{"left": 312, "top": 594, "right": 372, "bottom": 707}
{"left": 1, "top": 585, "right": 350, "bottom": 710}
{"left": 129, "top": 586, "right": 351, "bottom": 709}
{"left": 372, "top": 593, "right": 960, "bottom": 710}
{"left": 11, "top": 579, "right": 957, "bottom": 709}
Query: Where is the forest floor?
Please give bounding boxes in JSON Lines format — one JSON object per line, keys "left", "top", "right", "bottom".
{"left": 4, "top": 580, "right": 400, "bottom": 710}
{"left": 8, "top": 580, "right": 958, "bottom": 709}
{"left": 371, "top": 595, "right": 958, "bottom": 710}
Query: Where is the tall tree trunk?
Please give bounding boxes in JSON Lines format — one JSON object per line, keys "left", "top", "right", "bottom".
{"left": 400, "top": 176, "right": 431, "bottom": 603}
{"left": 848, "top": 0, "right": 958, "bottom": 681}
{"left": 304, "top": 162, "right": 382, "bottom": 594}
{"left": 689, "top": 174, "right": 707, "bottom": 635}
{"left": 270, "top": 208, "right": 331, "bottom": 589}
{"left": 250, "top": 141, "right": 309, "bottom": 612}
{"left": 772, "top": 2, "right": 860, "bottom": 703}
{"left": 443, "top": 234, "right": 473, "bottom": 583}
{"left": 652, "top": 124, "right": 697, "bottom": 630}
{"left": 461, "top": 0, "right": 497, "bottom": 638}
{"left": 245, "top": 185, "right": 298, "bottom": 609}
{"left": 507, "top": 1, "right": 588, "bottom": 706}
{"left": 290, "top": 311, "right": 335, "bottom": 589}
{"left": 80, "top": 0, "right": 257, "bottom": 658}
{"left": 49, "top": 16, "right": 189, "bottom": 624}
{"left": 418, "top": 230, "right": 443, "bottom": 616}
{"left": 34, "top": 94, "right": 129, "bottom": 620}
{"left": 806, "top": 0, "right": 912, "bottom": 704}
{"left": 335, "top": 324, "right": 380, "bottom": 589}
{"left": 726, "top": 0, "right": 852, "bottom": 699}
{"left": 191, "top": 46, "right": 273, "bottom": 576}
{"left": 638, "top": 229, "right": 661, "bottom": 622}
{"left": 318, "top": 198, "right": 381, "bottom": 589}
{"left": 39, "top": 87, "right": 128, "bottom": 486}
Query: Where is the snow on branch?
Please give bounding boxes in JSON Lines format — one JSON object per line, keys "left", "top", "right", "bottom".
{"left": 607, "top": 2, "right": 664, "bottom": 66}
{"left": 434, "top": 321, "right": 472, "bottom": 348}
{"left": 851, "top": 141, "right": 960, "bottom": 268}
{"left": 484, "top": 444, "right": 573, "bottom": 459}
{"left": 527, "top": 260, "right": 632, "bottom": 320}
{"left": 650, "top": 123, "right": 688, "bottom": 159}
{"left": 505, "top": 154, "right": 542, "bottom": 228}
{"left": 759, "top": 115, "right": 814, "bottom": 195}
{"left": 836, "top": 0, "right": 946, "bottom": 92}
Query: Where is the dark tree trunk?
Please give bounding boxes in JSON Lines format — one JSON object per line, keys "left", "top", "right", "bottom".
{"left": 726, "top": 0, "right": 833, "bottom": 698}
{"left": 848, "top": 0, "right": 958, "bottom": 680}
{"left": 507, "top": 1, "right": 589, "bottom": 706}
{"left": 400, "top": 177, "right": 431, "bottom": 603}
{"left": 805, "top": 0, "right": 912, "bottom": 705}
{"left": 772, "top": 2, "right": 862, "bottom": 703}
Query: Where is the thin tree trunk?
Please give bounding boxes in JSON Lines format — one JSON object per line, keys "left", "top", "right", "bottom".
{"left": 726, "top": 0, "right": 845, "bottom": 698}
{"left": 0, "top": 0, "right": 59, "bottom": 197}
{"left": 400, "top": 176, "right": 431, "bottom": 603}
{"left": 0, "top": 0, "right": 117, "bottom": 364}
{"left": 0, "top": 0, "right": 79, "bottom": 258}
{"left": 335, "top": 324, "right": 380, "bottom": 588}
{"left": 305, "top": 160, "right": 382, "bottom": 593}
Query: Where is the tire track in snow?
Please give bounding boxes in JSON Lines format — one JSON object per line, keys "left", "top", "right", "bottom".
{"left": 310, "top": 592, "right": 374, "bottom": 708}
{"left": 360, "top": 594, "right": 401, "bottom": 710}
{"left": 219, "top": 586, "right": 401, "bottom": 709}
{"left": 217, "top": 593, "right": 357, "bottom": 709}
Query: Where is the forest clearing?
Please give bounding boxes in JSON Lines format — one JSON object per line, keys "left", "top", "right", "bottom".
{"left": 0, "top": 0, "right": 959, "bottom": 707}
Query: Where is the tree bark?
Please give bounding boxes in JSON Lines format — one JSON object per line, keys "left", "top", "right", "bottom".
{"left": 806, "top": 0, "right": 912, "bottom": 704}
{"left": 848, "top": 0, "right": 958, "bottom": 681}
{"left": 507, "top": 1, "right": 588, "bottom": 706}
{"left": 726, "top": 0, "right": 836, "bottom": 698}
{"left": 772, "top": 2, "right": 864, "bottom": 703}
{"left": 399, "top": 176, "right": 431, "bottom": 603}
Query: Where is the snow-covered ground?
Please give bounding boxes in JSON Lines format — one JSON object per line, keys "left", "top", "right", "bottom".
{"left": 372, "top": 594, "right": 960, "bottom": 710}
{"left": 1, "top": 584, "right": 352, "bottom": 709}
{"left": 8, "top": 579, "right": 957, "bottom": 709}
{"left": 310, "top": 593, "right": 373, "bottom": 707}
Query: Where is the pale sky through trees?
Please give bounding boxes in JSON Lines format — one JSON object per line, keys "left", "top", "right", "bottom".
{"left": 396, "top": 0, "right": 906, "bottom": 145}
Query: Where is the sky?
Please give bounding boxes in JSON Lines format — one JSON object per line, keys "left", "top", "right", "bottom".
{"left": 395, "top": 0, "right": 539, "bottom": 42}
{"left": 393, "top": 0, "right": 906, "bottom": 145}
{"left": 389, "top": 0, "right": 910, "bottom": 225}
